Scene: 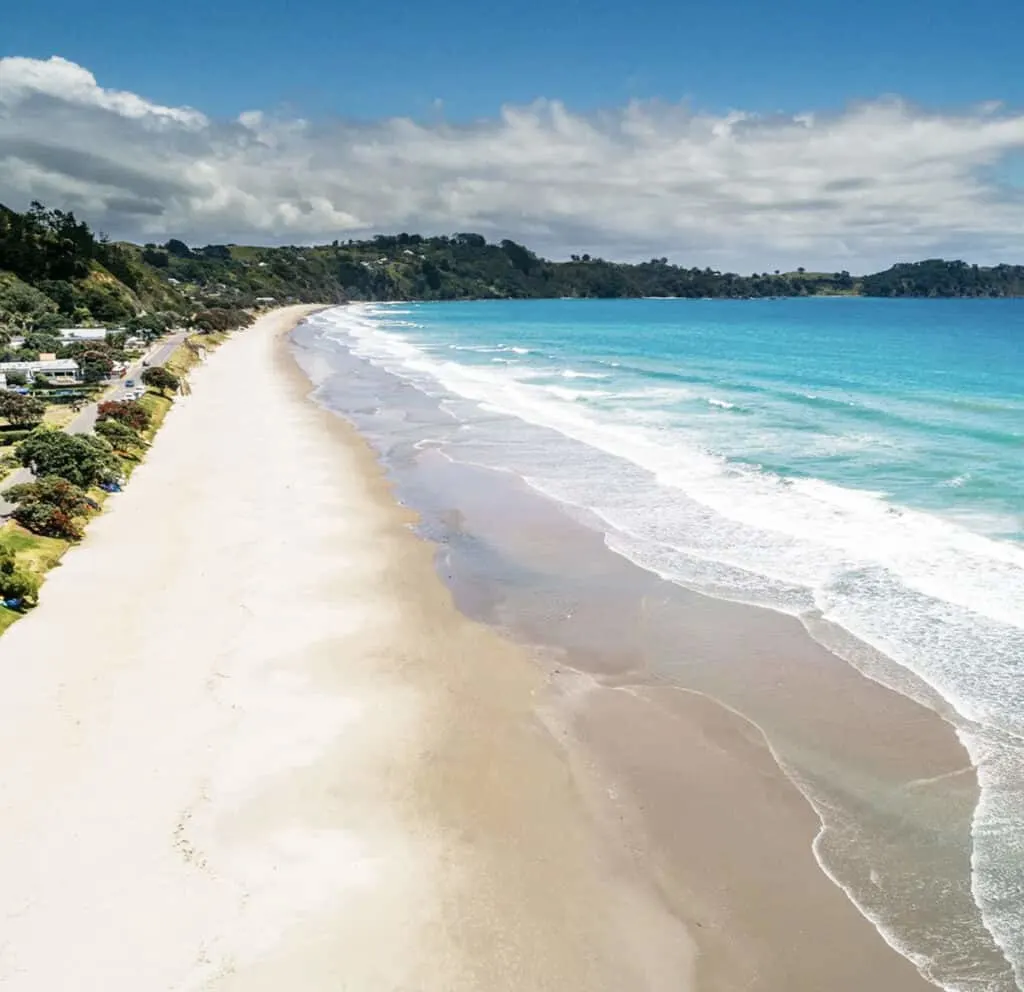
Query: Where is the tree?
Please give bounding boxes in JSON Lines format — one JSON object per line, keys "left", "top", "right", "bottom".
{"left": 79, "top": 350, "right": 114, "bottom": 384}
{"left": 0, "top": 391, "right": 46, "bottom": 427}
{"left": 191, "top": 308, "right": 252, "bottom": 332}
{"left": 141, "top": 248, "right": 169, "bottom": 268}
{"left": 4, "top": 476, "right": 97, "bottom": 540}
{"left": 141, "top": 365, "right": 180, "bottom": 395}
{"left": 16, "top": 428, "right": 121, "bottom": 488}
{"left": 500, "top": 239, "right": 537, "bottom": 275}
{"left": 97, "top": 400, "right": 150, "bottom": 432}
{"left": 0, "top": 277, "right": 58, "bottom": 330}
{"left": 4, "top": 371, "right": 27, "bottom": 387}
{"left": 164, "top": 238, "right": 193, "bottom": 258}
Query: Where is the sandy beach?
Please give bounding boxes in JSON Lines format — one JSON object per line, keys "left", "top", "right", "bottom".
{"left": 0, "top": 305, "right": 949, "bottom": 991}
{"left": 0, "top": 307, "right": 692, "bottom": 991}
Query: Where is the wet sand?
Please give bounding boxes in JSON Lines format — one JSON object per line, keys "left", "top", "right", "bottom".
{"left": 395, "top": 449, "right": 983, "bottom": 990}
{"left": 292, "top": 323, "right": 982, "bottom": 988}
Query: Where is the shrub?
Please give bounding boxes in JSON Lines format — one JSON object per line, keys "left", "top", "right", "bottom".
{"left": 97, "top": 399, "right": 150, "bottom": 432}
{"left": 95, "top": 418, "right": 144, "bottom": 452}
{"left": 0, "top": 548, "right": 40, "bottom": 605}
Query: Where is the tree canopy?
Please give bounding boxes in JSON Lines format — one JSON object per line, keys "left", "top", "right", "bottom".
{"left": 4, "top": 201, "right": 1024, "bottom": 318}
{"left": 97, "top": 400, "right": 150, "bottom": 432}
{"left": 16, "top": 428, "right": 121, "bottom": 489}
{"left": 141, "top": 366, "right": 179, "bottom": 394}
{"left": 0, "top": 391, "right": 47, "bottom": 428}
{"left": 4, "top": 476, "right": 97, "bottom": 540}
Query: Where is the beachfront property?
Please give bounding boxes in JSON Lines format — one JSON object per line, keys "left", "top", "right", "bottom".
{"left": 255, "top": 296, "right": 277, "bottom": 304}
{"left": 0, "top": 359, "right": 81, "bottom": 383}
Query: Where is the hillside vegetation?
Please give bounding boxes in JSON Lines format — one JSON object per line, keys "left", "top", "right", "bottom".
{"left": 3, "top": 202, "right": 1024, "bottom": 335}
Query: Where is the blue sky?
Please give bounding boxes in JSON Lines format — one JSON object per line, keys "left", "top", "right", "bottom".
{"left": 3, "top": 0, "right": 1022, "bottom": 120}
{"left": 2, "top": 2, "right": 1024, "bottom": 268}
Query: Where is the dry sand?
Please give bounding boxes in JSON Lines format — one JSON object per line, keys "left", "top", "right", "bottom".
{"left": 0, "top": 307, "right": 692, "bottom": 991}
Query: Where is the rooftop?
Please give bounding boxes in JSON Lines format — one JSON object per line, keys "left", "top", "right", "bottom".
{"left": 0, "top": 359, "right": 80, "bottom": 372}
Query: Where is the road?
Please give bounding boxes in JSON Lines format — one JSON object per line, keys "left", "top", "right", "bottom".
{"left": 68, "top": 332, "right": 186, "bottom": 435}
{"left": 0, "top": 332, "right": 186, "bottom": 515}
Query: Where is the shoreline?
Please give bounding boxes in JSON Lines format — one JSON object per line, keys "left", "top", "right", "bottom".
{"left": 0, "top": 303, "right": 980, "bottom": 989}
{"left": 288, "top": 314, "right": 960, "bottom": 989}
{"left": 0, "top": 306, "right": 692, "bottom": 991}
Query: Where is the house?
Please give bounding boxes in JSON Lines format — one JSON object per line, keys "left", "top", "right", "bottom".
{"left": 0, "top": 359, "right": 81, "bottom": 384}
{"left": 58, "top": 327, "right": 108, "bottom": 343}
{"left": 255, "top": 296, "right": 276, "bottom": 304}
{"left": 0, "top": 373, "right": 7, "bottom": 391}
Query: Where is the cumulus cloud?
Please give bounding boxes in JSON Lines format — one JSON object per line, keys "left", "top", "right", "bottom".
{"left": 2, "top": 55, "right": 1024, "bottom": 271}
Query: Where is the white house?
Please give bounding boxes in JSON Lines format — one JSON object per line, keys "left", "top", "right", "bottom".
{"left": 0, "top": 359, "right": 81, "bottom": 383}
{"left": 58, "top": 327, "right": 108, "bottom": 343}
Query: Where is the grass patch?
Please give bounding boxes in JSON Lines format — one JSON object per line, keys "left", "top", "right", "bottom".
{"left": 0, "top": 606, "right": 22, "bottom": 634}
{"left": 162, "top": 332, "right": 228, "bottom": 380}
{"left": 137, "top": 391, "right": 173, "bottom": 436}
{"left": 0, "top": 522, "right": 70, "bottom": 574}
{"left": 43, "top": 405, "right": 78, "bottom": 429}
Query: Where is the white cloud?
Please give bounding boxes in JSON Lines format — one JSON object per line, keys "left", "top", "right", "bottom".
{"left": 2, "top": 55, "right": 1024, "bottom": 271}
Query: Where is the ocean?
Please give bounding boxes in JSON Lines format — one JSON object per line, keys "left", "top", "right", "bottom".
{"left": 294, "top": 298, "right": 1024, "bottom": 991}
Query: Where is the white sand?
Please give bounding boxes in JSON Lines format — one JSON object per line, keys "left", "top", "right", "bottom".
{"left": 0, "top": 308, "right": 692, "bottom": 991}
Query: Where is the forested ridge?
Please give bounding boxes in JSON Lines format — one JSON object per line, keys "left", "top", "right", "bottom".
{"left": 3, "top": 201, "right": 1023, "bottom": 333}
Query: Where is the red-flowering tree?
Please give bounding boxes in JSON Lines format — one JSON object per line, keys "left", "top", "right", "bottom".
{"left": 97, "top": 399, "right": 150, "bottom": 432}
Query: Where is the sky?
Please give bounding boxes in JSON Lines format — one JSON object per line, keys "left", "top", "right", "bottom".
{"left": 2, "top": 0, "right": 1024, "bottom": 271}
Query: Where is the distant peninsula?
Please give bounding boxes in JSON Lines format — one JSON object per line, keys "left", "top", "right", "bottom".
{"left": 3, "top": 202, "right": 1024, "bottom": 338}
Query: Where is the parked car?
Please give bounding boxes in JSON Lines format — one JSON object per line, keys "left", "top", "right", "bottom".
{"left": 125, "top": 379, "right": 135, "bottom": 387}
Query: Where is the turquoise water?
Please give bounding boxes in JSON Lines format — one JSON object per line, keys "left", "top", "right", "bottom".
{"left": 303, "top": 298, "right": 1024, "bottom": 989}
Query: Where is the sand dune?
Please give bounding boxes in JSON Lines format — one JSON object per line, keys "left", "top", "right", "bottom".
{"left": 0, "top": 307, "right": 691, "bottom": 991}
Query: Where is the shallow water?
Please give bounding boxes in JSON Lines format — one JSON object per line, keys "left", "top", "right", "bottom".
{"left": 292, "top": 299, "right": 1024, "bottom": 991}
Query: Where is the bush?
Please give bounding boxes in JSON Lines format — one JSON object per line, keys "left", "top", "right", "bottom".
{"left": 16, "top": 428, "right": 121, "bottom": 488}
{"left": 4, "top": 476, "right": 97, "bottom": 540}
{"left": 97, "top": 399, "right": 150, "bottom": 432}
{"left": 0, "top": 429, "right": 33, "bottom": 446}
{"left": 0, "top": 548, "right": 40, "bottom": 606}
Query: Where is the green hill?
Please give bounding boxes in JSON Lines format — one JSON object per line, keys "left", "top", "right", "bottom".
{"left": 3, "top": 202, "right": 1024, "bottom": 338}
